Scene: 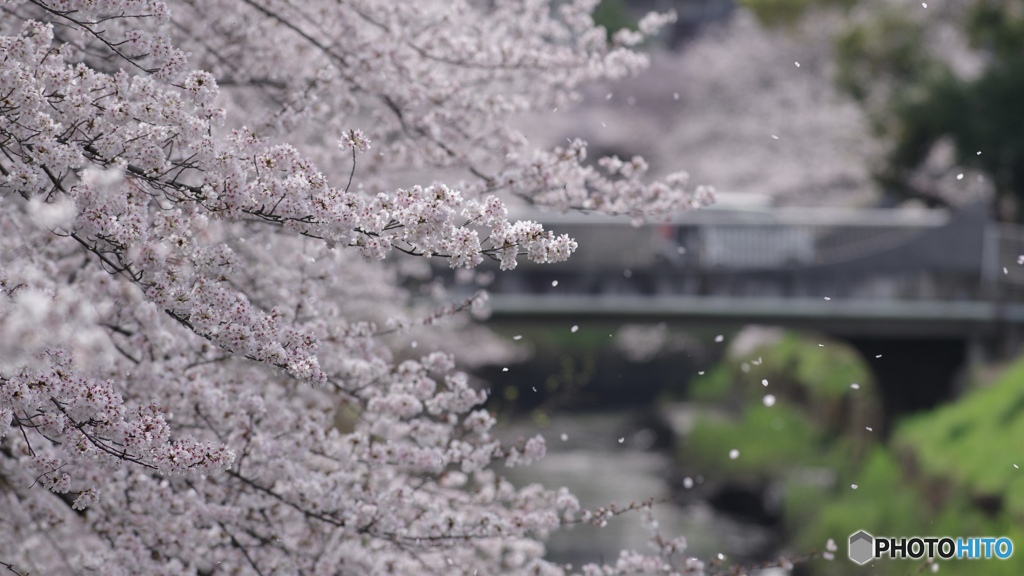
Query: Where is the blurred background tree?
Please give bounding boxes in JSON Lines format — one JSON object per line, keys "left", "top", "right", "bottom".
{"left": 743, "top": 0, "right": 1024, "bottom": 221}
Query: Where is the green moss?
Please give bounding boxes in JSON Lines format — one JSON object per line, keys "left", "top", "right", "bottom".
{"left": 687, "top": 363, "right": 734, "bottom": 402}
{"left": 809, "top": 448, "right": 925, "bottom": 538}
{"left": 785, "top": 354, "right": 1024, "bottom": 575}
{"left": 757, "top": 332, "right": 874, "bottom": 402}
{"left": 686, "top": 330, "right": 878, "bottom": 435}
{"left": 683, "top": 402, "right": 830, "bottom": 476}
{"left": 682, "top": 329, "right": 1024, "bottom": 575}
{"left": 895, "top": 354, "right": 1024, "bottom": 509}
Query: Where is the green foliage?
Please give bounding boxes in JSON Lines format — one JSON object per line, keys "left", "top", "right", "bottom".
{"left": 792, "top": 446, "right": 1024, "bottom": 575}
{"left": 739, "top": 0, "right": 815, "bottom": 27}
{"left": 828, "top": 0, "right": 1024, "bottom": 219}
{"left": 683, "top": 330, "right": 1024, "bottom": 574}
{"left": 687, "top": 363, "right": 734, "bottom": 403}
{"left": 763, "top": 332, "right": 873, "bottom": 403}
{"left": 744, "top": 0, "right": 1024, "bottom": 219}
{"left": 895, "top": 354, "right": 1024, "bottom": 511}
{"left": 802, "top": 448, "right": 926, "bottom": 543}
{"left": 683, "top": 402, "right": 835, "bottom": 476}
{"left": 786, "top": 354, "right": 1024, "bottom": 575}
{"left": 797, "top": 449, "right": 933, "bottom": 575}
{"left": 694, "top": 330, "right": 876, "bottom": 417}
{"left": 834, "top": 11, "right": 933, "bottom": 105}
{"left": 682, "top": 331, "right": 877, "bottom": 476}
{"left": 591, "top": 0, "right": 636, "bottom": 39}
{"left": 742, "top": 0, "right": 854, "bottom": 28}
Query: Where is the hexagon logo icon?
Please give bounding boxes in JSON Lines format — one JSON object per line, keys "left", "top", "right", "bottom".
{"left": 849, "top": 530, "right": 874, "bottom": 565}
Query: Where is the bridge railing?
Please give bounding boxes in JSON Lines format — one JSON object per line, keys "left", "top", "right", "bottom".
{"left": 990, "top": 223, "right": 1024, "bottom": 301}
{"left": 484, "top": 206, "right": 1024, "bottom": 304}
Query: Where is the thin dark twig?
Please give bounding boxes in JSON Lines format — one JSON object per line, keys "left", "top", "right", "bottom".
{"left": 0, "top": 559, "right": 29, "bottom": 576}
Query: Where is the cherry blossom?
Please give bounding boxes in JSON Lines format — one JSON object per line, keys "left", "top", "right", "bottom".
{"left": 0, "top": 1, "right": 713, "bottom": 574}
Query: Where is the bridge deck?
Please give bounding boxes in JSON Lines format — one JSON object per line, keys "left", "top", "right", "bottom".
{"left": 487, "top": 294, "right": 1024, "bottom": 337}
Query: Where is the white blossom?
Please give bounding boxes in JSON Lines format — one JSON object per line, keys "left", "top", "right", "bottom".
{"left": 0, "top": 1, "right": 710, "bottom": 575}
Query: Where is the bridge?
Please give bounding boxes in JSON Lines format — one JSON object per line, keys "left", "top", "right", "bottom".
{"left": 457, "top": 203, "right": 1024, "bottom": 425}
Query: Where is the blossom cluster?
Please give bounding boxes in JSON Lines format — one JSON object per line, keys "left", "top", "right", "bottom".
{"left": 1, "top": 1, "right": 711, "bottom": 575}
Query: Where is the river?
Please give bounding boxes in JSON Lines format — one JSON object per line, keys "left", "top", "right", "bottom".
{"left": 499, "top": 409, "right": 788, "bottom": 574}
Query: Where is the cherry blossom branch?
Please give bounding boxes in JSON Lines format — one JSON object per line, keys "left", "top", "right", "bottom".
{"left": 0, "top": 560, "right": 29, "bottom": 576}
